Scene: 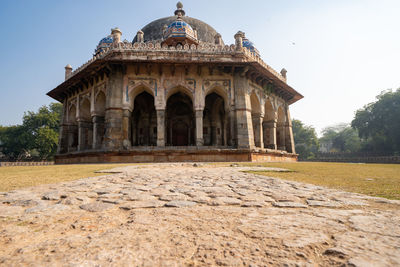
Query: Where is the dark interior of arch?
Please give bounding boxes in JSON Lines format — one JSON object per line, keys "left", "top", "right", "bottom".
{"left": 203, "top": 92, "right": 226, "bottom": 146}
{"left": 131, "top": 91, "right": 156, "bottom": 146}
{"left": 166, "top": 91, "right": 194, "bottom": 146}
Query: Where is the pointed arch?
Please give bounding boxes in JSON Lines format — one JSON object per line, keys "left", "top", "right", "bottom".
{"left": 129, "top": 84, "right": 155, "bottom": 111}
{"left": 166, "top": 88, "right": 195, "bottom": 146}
{"left": 68, "top": 104, "right": 77, "bottom": 124}
{"left": 94, "top": 91, "right": 106, "bottom": 116}
{"left": 131, "top": 91, "right": 157, "bottom": 146}
{"left": 204, "top": 85, "right": 229, "bottom": 111}
{"left": 203, "top": 92, "right": 227, "bottom": 146}
{"left": 166, "top": 85, "right": 194, "bottom": 104}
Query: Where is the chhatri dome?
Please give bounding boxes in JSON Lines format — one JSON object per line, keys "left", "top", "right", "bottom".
{"left": 47, "top": 2, "right": 303, "bottom": 164}
{"left": 132, "top": 2, "right": 220, "bottom": 44}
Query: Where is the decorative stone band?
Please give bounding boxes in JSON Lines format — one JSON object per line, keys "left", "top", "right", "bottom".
{"left": 67, "top": 41, "right": 286, "bottom": 84}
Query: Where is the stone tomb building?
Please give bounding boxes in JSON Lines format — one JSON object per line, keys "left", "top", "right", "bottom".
{"left": 47, "top": 3, "right": 303, "bottom": 164}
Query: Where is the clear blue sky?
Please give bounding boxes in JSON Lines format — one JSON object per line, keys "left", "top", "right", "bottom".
{"left": 0, "top": 0, "right": 399, "bottom": 134}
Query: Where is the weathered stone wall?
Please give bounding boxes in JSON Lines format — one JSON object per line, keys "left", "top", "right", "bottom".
{"left": 54, "top": 149, "right": 297, "bottom": 164}
{"left": 57, "top": 61, "right": 297, "bottom": 162}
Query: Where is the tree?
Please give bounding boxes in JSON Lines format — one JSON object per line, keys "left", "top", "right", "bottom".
{"left": 292, "top": 119, "right": 319, "bottom": 160}
{"left": 351, "top": 88, "right": 400, "bottom": 153}
{"left": 0, "top": 125, "right": 30, "bottom": 160}
{"left": 0, "top": 103, "right": 62, "bottom": 160}
{"left": 319, "top": 123, "right": 361, "bottom": 153}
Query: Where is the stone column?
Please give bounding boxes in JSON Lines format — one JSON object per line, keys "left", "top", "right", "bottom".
{"left": 104, "top": 65, "right": 124, "bottom": 151}
{"left": 77, "top": 120, "right": 84, "bottom": 151}
{"left": 234, "top": 73, "right": 254, "bottom": 149}
{"left": 285, "top": 107, "right": 295, "bottom": 153}
{"left": 122, "top": 109, "right": 131, "bottom": 148}
{"left": 252, "top": 113, "right": 264, "bottom": 148}
{"left": 92, "top": 115, "right": 104, "bottom": 149}
{"left": 195, "top": 109, "right": 204, "bottom": 146}
{"left": 223, "top": 113, "right": 229, "bottom": 146}
{"left": 67, "top": 124, "right": 78, "bottom": 152}
{"left": 277, "top": 122, "right": 286, "bottom": 151}
{"left": 229, "top": 107, "right": 236, "bottom": 146}
{"left": 77, "top": 120, "right": 87, "bottom": 151}
{"left": 259, "top": 114, "right": 264, "bottom": 149}
{"left": 156, "top": 109, "right": 165, "bottom": 146}
{"left": 57, "top": 101, "right": 68, "bottom": 154}
{"left": 263, "top": 120, "right": 277, "bottom": 149}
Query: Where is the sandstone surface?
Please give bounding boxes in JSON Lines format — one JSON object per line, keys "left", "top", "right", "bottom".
{"left": 0, "top": 163, "right": 399, "bottom": 266}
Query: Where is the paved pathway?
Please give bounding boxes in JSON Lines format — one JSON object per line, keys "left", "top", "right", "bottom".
{"left": 0, "top": 164, "right": 399, "bottom": 266}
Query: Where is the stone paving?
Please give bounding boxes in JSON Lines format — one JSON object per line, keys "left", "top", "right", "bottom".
{"left": 0, "top": 163, "right": 399, "bottom": 266}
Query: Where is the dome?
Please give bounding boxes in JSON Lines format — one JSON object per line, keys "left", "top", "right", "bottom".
{"left": 95, "top": 35, "right": 114, "bottom": 55}
{"left": 133, "top": 3, "right": 220, "bottom": 44}
{"left": 242, "top": 37, "right": 260, "bottom": 56}
{"left": 162, "top": 17, "right": 198, "bottom": 45}
{"left": 133, "top": 16, "right": 218, "bottom": 44}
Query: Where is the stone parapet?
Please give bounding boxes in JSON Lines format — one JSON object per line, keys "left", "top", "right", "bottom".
{"left": 54, "top": 148, "right": 297, "bottom": 164}
{"left": 64, "top": 41, "right": 287, "bottom": 85}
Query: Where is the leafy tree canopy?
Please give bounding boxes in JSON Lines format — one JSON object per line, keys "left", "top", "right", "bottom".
{"left": 351, "top": 88, "right": 400, "bottom": 153}
{"left": 319, "top": 123, "right": 361, "bottom": 153}
{"left": 0, "top": 103, "right": 62, "bottom": 160}
{"left": 292, "top": 119, "right": 319, "bottom": 160}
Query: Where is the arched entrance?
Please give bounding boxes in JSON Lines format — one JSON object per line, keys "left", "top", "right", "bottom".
{"left": 263, "top": 99, "right": 276, "bottom": 149}
{"left": 166, "top": 91, "right": 194, "bottom": 146}
{"left": 131, "top": 91, "right": 157, "bottom": 146}
{"left": 203, "top": 92, "right": 226, "bottom": 146}
{"left": 78, "top": 98, "right": 93, "bottom": 150}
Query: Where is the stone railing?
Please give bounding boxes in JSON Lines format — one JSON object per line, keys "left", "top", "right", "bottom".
{"left": 0, "top": 161, "right": 54, "bottom": 167}
{"left": 306, "top": 152, "right": 400, "bottom": 164}
{"left": 67, "top": 41, "right": 286, "bottom": 83}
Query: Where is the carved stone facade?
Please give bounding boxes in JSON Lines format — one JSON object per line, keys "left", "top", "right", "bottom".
{"left": 48, "top": 3, "right": 303, "bottom": 163}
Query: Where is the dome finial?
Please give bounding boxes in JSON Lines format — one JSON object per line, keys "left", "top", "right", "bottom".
{"left": 174, "top": 2, "right": 185, "bottom": 17}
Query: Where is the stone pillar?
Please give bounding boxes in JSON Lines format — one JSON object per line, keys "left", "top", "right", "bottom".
{"left": 57, "top": 101, "right": 68, "bottom": 154}
{"left": 122, "top": 109, "right": 131, "bottom": 148}
{"left": 195, "top": 109, "right": 204, "bottom": 146}
{"left": 223, "top": 112, "right": 229, "bottom": 146}
{"left": 77, "top": 120, "right": 91, "bottom": 151}
{"left": 58, "top": 124, "right": 68, "bottom": 153}
{"left": 92, "top": 116, "right": 101, "bottom": 149}
{"left": 277, "top": 123, "right": 286, "bottom": 151}
{"left": 252, "top": 113, "right": 264, "bottom": 148}
{"left": 156, "top": 109, "right": 165, "bottom": 146}
{"left": 104, "top": 65, "right": 124, "bottom": 150}
{"left": 210, "top": 122, "right": 217, "bottom": 146}
{"left": 285, "top": 107, "right": 295, "bottom": 153}
{"left": 77, "top": 121, "right": 84, "bottom": 151}
{"left": 67, "top": 125, "right": 78, "bottom": 152}
{"left": 263, "top": 120, "right": 277, "bottom": 150}
{"left": 233, "top": 73, "right": 254, "bottom": 148}
{"left": 229, "top": 107, "right": 236, "bottom": 146}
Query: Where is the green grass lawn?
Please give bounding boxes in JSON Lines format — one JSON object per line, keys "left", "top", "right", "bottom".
{"left": 1, "top": 162, "right": 399, "bottom": 200}
{"left": 242, "top": 162, "right": 400, "bottom": 200}
{"left": 0, "top": 164, "right": 132, "bottom": 192}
